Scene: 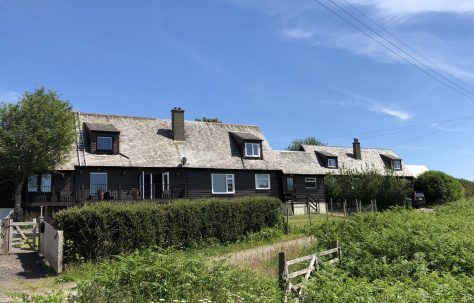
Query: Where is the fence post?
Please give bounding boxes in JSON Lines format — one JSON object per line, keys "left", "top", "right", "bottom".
{"left": 286, "top": 208, "right": 289, "bottom": 234}
{"left": 8, "top": 219, "right": 13, "bottom": 254}
{"left": 343, "top": 199, "right": 347, "bottom": 217}
{"left": 330, "top": 198, "right": 333, "bottom": 216}
{"left": 356, "top": 199, "right": 359, "bottom": 213}
{"left": 308, "top": 202, "right": 311, "bottom": 227}
{"left": 278, "top": 251, "right": 287, "bottom": 291}
{"left": 118, "top": 184, "right": 122, "bottom": 200}
{"left": 374, "top": 199, "right": 378, "bottom": 212}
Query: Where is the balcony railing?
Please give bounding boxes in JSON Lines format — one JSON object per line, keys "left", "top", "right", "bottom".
{"left": 25, "top": 184, "right": 187, "bottom": 204}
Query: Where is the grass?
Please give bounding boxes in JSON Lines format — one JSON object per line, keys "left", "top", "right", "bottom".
{"left": 287, "top": 213, "right": 344, "bottom": 228}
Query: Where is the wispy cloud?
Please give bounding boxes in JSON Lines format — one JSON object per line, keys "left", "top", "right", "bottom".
{"left": 369, "top": 104, "right": 413, "bottom": 120}
{"left": 347, "top": 0, "right": 474, "bottom": 16}
{"left": 281, "top": 28, "right": 314, "bottom": 40}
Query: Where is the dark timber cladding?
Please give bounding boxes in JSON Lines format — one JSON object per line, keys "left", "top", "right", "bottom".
{"left": 84, "top": 122, "right": 120, "bottom": 154}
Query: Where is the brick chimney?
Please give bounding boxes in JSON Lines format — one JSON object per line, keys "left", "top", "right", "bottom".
{"left": 171, "top": 107, "right": 185, "bottom": 141}
{"left": 353, "top": 138, "right": 361, "bottom": 160}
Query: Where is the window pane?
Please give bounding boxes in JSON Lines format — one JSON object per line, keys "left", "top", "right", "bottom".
{"left": 393, "top": 160, "right": 401, "bottom": 170}
{"left": 28, "top": 175, "right": 38, "bottom": 192}
{"left": 97, "top": 136, "right": 113, "bottom": 150}
{"left": 227, "top": 179, "right": 233, "bottom": 192}
{"left": 305, "top": 178, "right": 317, "bottom": 188}
{"left": 256, "top": 174, "right": 270, "bottom": 189}
{"left": 212, "top": 174, "right": 227, "bottom": 193}
{"left": 245, "top": 143, "right": 260, "bottom": 157}
{"left": 41, "top": 174, "right": 52, "bottom": 192}
{"left": 90, "top": 173, "right": 108, "bottom": 193}
{"left": 327, "top": 158, "right": 336, "bottom": 168}
{"left": 286, "top": 177, "right": 294, "bottom": 192}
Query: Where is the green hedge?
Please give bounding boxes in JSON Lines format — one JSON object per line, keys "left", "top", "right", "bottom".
{"left": 53, "top": 196, "right": 281, "bottom": 261}
{"left": 414, "top": 171, "right": 464, "bottom": 204}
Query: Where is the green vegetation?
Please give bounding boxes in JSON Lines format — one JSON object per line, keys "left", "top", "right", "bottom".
{"left": 286, "top": 136, "right": 326, "bottom": 151}
{"left": 325, "top": 168, "right": 411, "bottom": 209}
{"left": 0, "top": 87, "right": 76, "bottom": 218}
{"left": 287, "top": 213, "right": 344, "bottom": 228}
{"left": 414, "top": 170, "right": 464, "bottom": 204}
{"left": 54, "top": 196, "right": 281, "bottom": 261}
{"left": 303, "top": 200, "right": 474, "bottom": 302}
{"left": 458, "top": 178, "right": 474, "bottom": 198}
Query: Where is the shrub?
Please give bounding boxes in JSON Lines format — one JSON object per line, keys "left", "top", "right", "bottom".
{"left": 414, "top": 171, "right": 464, "bottom": 204}
{"left": 54, "top": 196, "right": 281, "bottom": 261}
{"left": 458, "top": 178, "right": 474, "bottom": 198}
{"left": 325, "top": 167, "right": 411, "bottom": 209}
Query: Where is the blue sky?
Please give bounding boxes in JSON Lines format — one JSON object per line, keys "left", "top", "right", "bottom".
{"left": 1, "top": 0, "right": 474, "bottom": 179}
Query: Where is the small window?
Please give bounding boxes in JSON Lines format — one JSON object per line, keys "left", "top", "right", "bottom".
{"left": 27, "top": 175, "right": 38, "bottom": 192}
{"left": 305, "top": 177, "right": 317, "bottom": 189}
{"left": 97, "top": 136, "right": 113, "bottom": 151}
{"left": 245, "top": 142, "right": 261, "bottom": 158}
{"left": 41, "top": 174, "right": 52, "bottom": 192}
{"left": 212, "top": 174, "right": 235, "bottom": 194}
{"left": 255, "top": 174, "right": 270, "bottom": 190}
{"left": 90, "top": 172, "right": 108, "bottom": 195}
{"left": 327, "top": 158, "right": 337, "bottom": 168}
{"left": 392, "top": 160, "right": 402, "bottom": 170}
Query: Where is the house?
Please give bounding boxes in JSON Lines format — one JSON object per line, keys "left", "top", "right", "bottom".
{"left": 5, "top": 107, "right": 415, "bottom": 216}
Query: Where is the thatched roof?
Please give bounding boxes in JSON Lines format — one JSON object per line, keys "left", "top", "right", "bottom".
{"left": 60, "top": 113, "right": 278, "bottom": 171}
{"left": 57, "top": 112, "right": 414, "bottom": 178}
{"left": 301, "top": 145, "right": 413, "bottom": 177}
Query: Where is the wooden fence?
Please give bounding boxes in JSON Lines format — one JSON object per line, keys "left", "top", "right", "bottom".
{"left": 278, "top": 240, "right": 342, "bottom": 302}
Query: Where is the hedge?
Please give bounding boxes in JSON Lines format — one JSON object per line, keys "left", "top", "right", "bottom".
{"left": 414, "top": 171, "right": 464, "bottom": 204}
{"left": 53, "top": 196, "right": 281, "bottom": 261}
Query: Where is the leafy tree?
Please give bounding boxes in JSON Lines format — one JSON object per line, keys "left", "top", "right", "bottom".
{"left": 414, "top": 171, "right": 464, "bottom": 204}
{"left": 457, "top": 178, "right": 474, "bottom": 198}
{"left": 0, "top": 88, "right": 76, "bottom": 218}
{"left": 287, "top": 137, "right": 326, "bottom": 151}
{"left": 195, "top": 117, "right": 222, "bottom": 123}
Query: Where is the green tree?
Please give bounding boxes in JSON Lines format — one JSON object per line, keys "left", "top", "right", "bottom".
{"left": 195, "top": 117, "right": 222, "bottom": 123}
{"left": 287, "top": 137, "right": 326, "bottom": 151}
{"left": 0, "top": 88, "right": 76, "bottom": 218}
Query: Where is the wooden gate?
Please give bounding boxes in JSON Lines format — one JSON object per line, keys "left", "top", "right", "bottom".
{"left": 0, "top": 219, "right": 39, "bottom": 254}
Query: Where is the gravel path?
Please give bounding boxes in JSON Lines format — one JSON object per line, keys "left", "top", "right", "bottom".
{"left": 0, "top": 253, "right": 52, "bottom": 302}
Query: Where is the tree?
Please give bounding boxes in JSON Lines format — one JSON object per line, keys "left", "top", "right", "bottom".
{"left": 0, "top": 88, "right": 76, "bottom": 218}
{"left": 287, "top": 137, "right": 326, "bottom": 151}
{"left": 195, "top": 117, "right": 222, "bottom": 123}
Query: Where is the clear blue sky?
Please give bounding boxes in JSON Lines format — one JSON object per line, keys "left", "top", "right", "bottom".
{"left": 1, "top": 1, "right": 474, "bottom": 179}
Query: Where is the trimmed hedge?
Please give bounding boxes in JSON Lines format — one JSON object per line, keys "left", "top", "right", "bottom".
{"left": 53, "top": 196, "right": 281, "bottom": 261}
{"left": 414, "top": 171, "right": 464, "bottom": 204}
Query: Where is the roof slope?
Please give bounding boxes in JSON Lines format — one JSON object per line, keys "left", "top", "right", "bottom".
{"left": 301, "top": 145, "right": 414, "bottom": 177}
{"left": 60, "top": 113, "right": 278, "bottom": 170}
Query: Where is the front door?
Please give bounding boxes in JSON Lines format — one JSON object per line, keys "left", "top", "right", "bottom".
{"left": 286, "top": 176, "right": 294, "bottom": 193}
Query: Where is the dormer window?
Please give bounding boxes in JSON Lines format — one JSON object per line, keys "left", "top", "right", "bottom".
{"left": 245, "top": 142, "right": 261, "bottom": 158}
{"left": 97, "top": 136, "right": 113, "bottom": 151}
{"left": 327, "top": 158, "right": 337, "bottom": 168}
{"left": 392, "top": 159, "right": 402, "bottom": 170}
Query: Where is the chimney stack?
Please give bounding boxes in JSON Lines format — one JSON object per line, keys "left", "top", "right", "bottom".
{"left": 353, "top": 138, "right": 361, "bottom": 160}
{"left": 171, "top": 107, "right": 185, "bottom": 141}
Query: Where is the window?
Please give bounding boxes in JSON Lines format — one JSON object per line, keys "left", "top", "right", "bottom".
{"left": 27, "top": 174, "right": 52, "bottom": 192}
{"left": 392, "top": 160, "right": 402, "bottom": 170}
{"left": 212, "top": 174, "right": 235, "bottom": 194}
{"left": 245, "top": 142, "right": 261, "bottom": 158}
{"left": 305, "top": 177, "right": 317, "bottom": 189}
{"left": 255, "top": 174, "right": 270, "bottom": 190}
{"left": 327, "top": 158, "right": 337, "bottom": 168}
{"left": 97, "top": 136, "right": 113, "bottom": 151}
{"left": 27, "top": 175, "right": 38, "bottom": 192}
{"left": 286, "top": 177, "right": 294, "bottom": 193}
{"left": 90, "top": 172, "right": 108, "bottom": 195}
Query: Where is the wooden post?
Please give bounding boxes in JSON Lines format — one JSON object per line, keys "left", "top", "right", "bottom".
{"left": 374, "top": 199, "right": 378, "bottom": 212}
{"left": 118, "top": 184, "right": 122, "bottom": 200}
{"left": 278, "top": 251, "right": 287, "bottom": 291}
{"left": 32, "top": 222, "right": 37, "bottom": 251}
{"left": 291, "top": 200, "right": 294, "bottom": 216}
{"left": 330, "top": 198, "right": 333, "bottom": 216}
{"left": 286, "top": 208, "right": 289, "bottom": 234}
{"left": 356, "top": 199, "right": 359, "bottom": 213}
{"left": 326, "top": 201, "right": 329, "bottom": 222}
{"left": 308, "top": 202, "right": 311, "bottom": 227}
{"left": 8, "top": 219, "right": 13, "bottom": 254}
{"left": 343, "top": 199, "right": 347, "bottom": 217}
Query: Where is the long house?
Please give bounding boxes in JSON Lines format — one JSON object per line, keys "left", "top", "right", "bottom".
{"left": 1, "top": 108, "right": 415, "bottom": 214}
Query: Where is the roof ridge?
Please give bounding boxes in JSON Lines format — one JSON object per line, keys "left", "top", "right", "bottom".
{"left": 304, "top": 144, "right": 394, "bottom": 151}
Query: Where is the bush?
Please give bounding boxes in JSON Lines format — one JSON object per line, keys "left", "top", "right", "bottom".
{"left": 325, "top": 168, "right": 411, "bottom": 209}
{"left": 458, "top": 178, "right": 474, "bottom": 198}
{"left": 54, "top": 196, "right": 281, "bottom": 261}
{"left": 414, "top": 171, "right": 464, "bottom": 204}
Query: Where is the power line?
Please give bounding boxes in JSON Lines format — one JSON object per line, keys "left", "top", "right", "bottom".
{"left": 339, "top": 0, "right": 474, "bottom": 95}
{"left": 312, "top": 0, "right": 474, "bottom": 101}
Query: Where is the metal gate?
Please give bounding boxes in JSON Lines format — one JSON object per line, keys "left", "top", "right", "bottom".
{"left": 0, "top": 219, "right": 39, "bottom": 254}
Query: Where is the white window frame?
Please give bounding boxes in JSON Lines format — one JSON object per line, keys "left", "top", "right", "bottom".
{"left": 97, "top": 136, "right": 113, "bottom": 151}
{"left": 255, "top": 174, "right": 271, "bottom": 190}
{"left": 305, "top": 177, "right": 317, "bottom": 189}
{"left": 327, "top": 158, "right": 337, "bottom": 168}
{"left": 245, "top": 142, "right": 261, "bottom": 158}
{"left": 392, "top": 160, "right": 401, "bottom": 170}
{"left": 211, "top": 174, "right": 235, "bottom": 194}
